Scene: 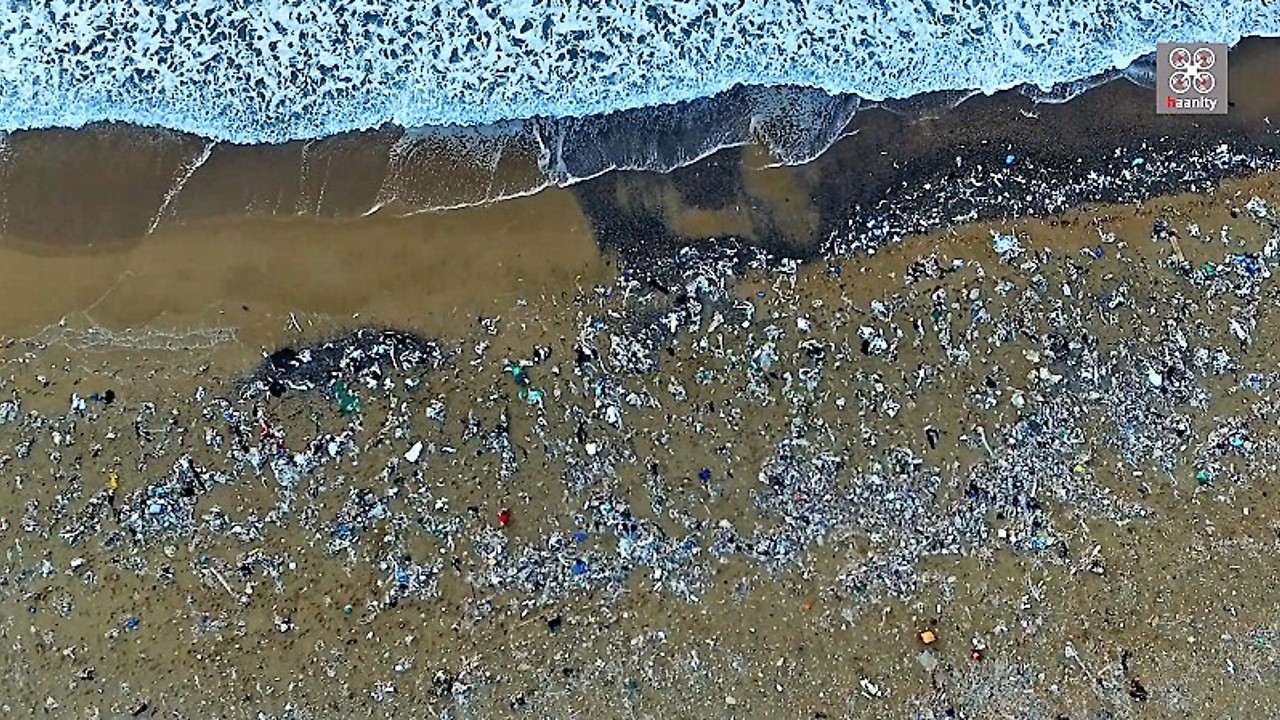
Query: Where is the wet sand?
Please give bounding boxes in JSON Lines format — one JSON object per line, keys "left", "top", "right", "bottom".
{"left": 0, "top": 188, "right": 605, "bottom": 354}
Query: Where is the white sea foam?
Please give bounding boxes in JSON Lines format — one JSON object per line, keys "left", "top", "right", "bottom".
{"left": 1, "top": 0, "right": 1276, "bottom": 149}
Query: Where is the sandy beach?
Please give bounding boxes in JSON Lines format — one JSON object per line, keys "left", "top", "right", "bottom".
{"left": 1, "top": 37, "right": 1279, "bottom": 720}
{"left": 0, "top": 167, "right": 1279, "bottom": 717}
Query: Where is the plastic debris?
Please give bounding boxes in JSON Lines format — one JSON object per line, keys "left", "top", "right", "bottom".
{"left": 4, "top": 181, "right": 1280, "bottom": 716}
{"left": 991, "top": 231, "right": 1023, "bottom": 259}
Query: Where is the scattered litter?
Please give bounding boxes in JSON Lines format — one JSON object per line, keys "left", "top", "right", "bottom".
{"left": 3, "top": 177, "right": 1280, "bottom": 716}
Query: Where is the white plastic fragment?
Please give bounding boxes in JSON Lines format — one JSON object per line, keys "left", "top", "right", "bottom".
{"left": 991, "top": 231, "right": 1023, "bottom": 259}
{"left": 1245, "top": 196, "right": 1271, "bottom": 219}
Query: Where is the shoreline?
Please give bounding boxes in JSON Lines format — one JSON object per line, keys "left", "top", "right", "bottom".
{"left": 2, "top": 165, "right": 1269, "bottom": 366}
{"left": 0, "top": 38, "right": 1275, "bottom": 251}
{"left": 2, "top": 168, "right": 1277, "bottom": 357}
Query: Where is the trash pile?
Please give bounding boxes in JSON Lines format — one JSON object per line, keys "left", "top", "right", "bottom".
{"left": 1, "top": 204, "right": 1277, "bottom": 615}
{"left": 243, "top": 327, "right": 450, "bottom": 401}
{"left": 829, "top": 139, "right": 1280, "bottom": 256}
{"left": 118, "top": 456, "right": 235, "bottom": 544}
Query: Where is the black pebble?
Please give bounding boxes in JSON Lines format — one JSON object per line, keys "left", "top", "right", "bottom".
{"left": 103, "top": 389, "right": 116, "bottom": 404}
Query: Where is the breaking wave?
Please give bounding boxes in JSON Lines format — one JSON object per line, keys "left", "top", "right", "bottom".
{"left": 2, "top": 0, "right": 1278, "bottom": 145}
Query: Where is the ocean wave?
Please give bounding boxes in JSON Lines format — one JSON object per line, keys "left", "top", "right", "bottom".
{"left": 1, "top": 0, "right": 1278, "bottom": 147}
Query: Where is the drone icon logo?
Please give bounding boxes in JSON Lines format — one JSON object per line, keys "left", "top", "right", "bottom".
{"left": 1168, "top": 46, "right": 1215, "bottom": 94}
{"left": 1157, "top": 42, "right": 1227, "bottom": 115}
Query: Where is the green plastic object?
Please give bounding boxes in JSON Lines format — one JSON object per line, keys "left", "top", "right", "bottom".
{"left": 331, "top": 380, "right": 361, "bottom": 414}
{"left": 511, "top": 366, "right": 530, "bottom": 388}
{"left": 511, "top": 366, "right": 544, "bottom": 404}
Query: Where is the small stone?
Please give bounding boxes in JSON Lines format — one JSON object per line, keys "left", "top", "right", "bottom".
{"left": 917, "top": 650, "right": 938, "bottom": 672}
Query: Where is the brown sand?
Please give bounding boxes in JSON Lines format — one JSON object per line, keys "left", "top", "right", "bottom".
{"left": 1, "top": 165, "right": 1279, "bottom": 718}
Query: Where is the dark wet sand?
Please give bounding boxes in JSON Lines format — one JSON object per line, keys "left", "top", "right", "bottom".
{"left": 0, "top": 189, "right": 606, "bottom": 353}
{"left": 0, "top": 40, "right": 1269, "bottom": 378}
{"left": 0, "top": 39, "right": 1274, "bottom": 350}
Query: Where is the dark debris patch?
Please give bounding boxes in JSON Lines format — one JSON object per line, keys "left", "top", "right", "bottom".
{"left": 241, "top": 327, "right": 451, "bottom": 400}
{"left": 828, "top": 137, "right": 1280, "bottom": 258}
